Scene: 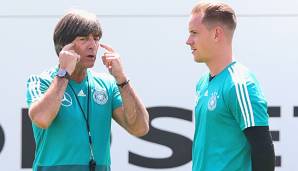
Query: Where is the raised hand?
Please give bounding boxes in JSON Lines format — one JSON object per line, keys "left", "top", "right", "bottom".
{"left": 59, "top": 42, "right": 80, "bottom": 75}
{"left": 100, "top": 43, "right": 127, "bottom": 83}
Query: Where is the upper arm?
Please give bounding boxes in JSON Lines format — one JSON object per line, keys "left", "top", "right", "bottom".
{"left": 26, "top": 75, "right": 50, "bottom": 108}
{"left": 227, "top": 73, "right": 269, "bottom": 130}
{"left": 243, "top": 126, "right": 275, "bottom": 171}
{"left": 243, "top": 126, "right": 272, "bottom": 145}
{"left": 112, "top": 106, "right": 127, "bottom": 129}
{"left": 110, "top": 79, "right": 125, "bottom": 128}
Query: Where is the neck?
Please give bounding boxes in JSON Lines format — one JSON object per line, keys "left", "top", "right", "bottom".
{"left": 206, "top": 47, "right": 232, "bottom": 77}
{"left": 70, "top": 67, "right": 87, "bottom": 83}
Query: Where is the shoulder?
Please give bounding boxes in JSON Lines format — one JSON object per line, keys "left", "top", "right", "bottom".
{"left": 227, "top": 62, "right": 250, "bottom": 82}
{"left": 88, "top": 70, "right": 117, "bottom": 85}
{"left": 89, "top": 70, "right": 115, "bottom": 81}
{"left": 27, "top": 66, "right": 57, "bottom": 84}
{"left": 226, "top": 62, "right": 257, "bottom": 87}
{"left": 225, "top": 62, "right": 262, "bottom": 96}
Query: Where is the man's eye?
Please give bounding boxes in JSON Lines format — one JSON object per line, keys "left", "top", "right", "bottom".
{"left": 79, "top": 37, "right": 87, "bottom": 41}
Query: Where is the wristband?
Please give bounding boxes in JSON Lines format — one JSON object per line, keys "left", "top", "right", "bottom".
{"left": 116, "top": 79, "right": 130, "bottom": 88}
{"left": 56, "top": 68, "right": 70, "bottom": 80}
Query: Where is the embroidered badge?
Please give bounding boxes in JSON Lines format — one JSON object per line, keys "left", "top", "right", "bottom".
{"left": 93, "top": 89, "right": 108, "bottom": 105}
{"left": 61, "top": 92, "right": 72, "bottom": 107}
{"left": 208, "top": 92, "right": 218, "bottom": 111}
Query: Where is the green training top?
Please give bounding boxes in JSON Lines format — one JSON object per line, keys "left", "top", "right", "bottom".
{"left": 192, "top": 61, "right": 269, "bottom": 171}
{"left": 26, "top": 66, "right": 122, "bottom": 171}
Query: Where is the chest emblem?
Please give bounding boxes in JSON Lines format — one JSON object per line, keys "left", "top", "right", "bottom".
{"left": 93, "top": 89, "right": 108, "bottom": 105}
{"left": 61, "top": 92, "right": 72, "bottom": 107}
{"left": 208, "top": 92, "right": 218, "bottom": 111}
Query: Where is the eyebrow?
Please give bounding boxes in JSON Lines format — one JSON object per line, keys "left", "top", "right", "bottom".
{"left": 189, "top": 28, "right": 199, "bottom": 33}
{"left": 77, "top": 34, "right": 100, "bottom": 38}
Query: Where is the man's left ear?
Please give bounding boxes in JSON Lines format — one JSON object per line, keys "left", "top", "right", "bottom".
{"left": 213, "top": 26, "right": 224, "bottom": 42}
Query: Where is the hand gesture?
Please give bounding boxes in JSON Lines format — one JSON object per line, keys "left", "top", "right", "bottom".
{"left": 100, "top": 43, "right": 127, "bottom": 83}
{"left": 58, "top": 43, "right": 80, "bottom": 75}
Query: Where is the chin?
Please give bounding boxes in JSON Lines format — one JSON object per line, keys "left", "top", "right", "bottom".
{"left": 83, "top": 63, "right": 95, "bottom": 69}
{"left": 193, "top": 55, "right": 205, "bottom": 63}
{"left": 193, "top": 57, "right": 201, "bottom": 63}
{"left": 87, "top": 64, "right": 95, "bottom": 68}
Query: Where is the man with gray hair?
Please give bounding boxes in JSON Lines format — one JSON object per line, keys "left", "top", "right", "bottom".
{"left": 26, "top": 9, "right": 149, "bottom": 171}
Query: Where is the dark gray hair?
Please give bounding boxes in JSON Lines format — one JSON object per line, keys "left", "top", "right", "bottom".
{"left": 53, "top": 10, "right": 102, "bottom": 56}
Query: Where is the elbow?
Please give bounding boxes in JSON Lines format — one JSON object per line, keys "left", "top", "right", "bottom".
{"left": 28, "top": 108, "right": 51, "bottom": 129}
{"left": 33, "top": 120, "right": 51, "bottom": 129}
{"left": 131, "top": 122, "right": 150, "bottom": 137}
{"left": 134, "top": 113, "right": 150, "bottom": 137}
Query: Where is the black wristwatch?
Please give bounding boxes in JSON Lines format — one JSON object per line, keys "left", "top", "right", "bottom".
{"left": 56, "top": 69, "right": 70, "bottom": 80}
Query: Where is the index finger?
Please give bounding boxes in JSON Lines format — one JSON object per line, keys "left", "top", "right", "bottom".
{"left": 100, "top": 43, "right": 114, "bottom": 52}
{"left": 62, "top": 42, "right": 75, "bottom": 51}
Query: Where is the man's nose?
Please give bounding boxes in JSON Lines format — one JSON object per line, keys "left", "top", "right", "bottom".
{"left": 186, "top": 37, "right": 192, "bottom": 45}
{"left": 88, "top": 39, "right": 98, "bottom": 49}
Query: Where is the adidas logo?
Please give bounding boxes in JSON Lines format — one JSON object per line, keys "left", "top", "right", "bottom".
{"left": 78, "top": 90, "right": 86, "bottom": 97}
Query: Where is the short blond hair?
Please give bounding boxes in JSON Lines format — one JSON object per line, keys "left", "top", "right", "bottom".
{"left": 192, "top": 1, "right": 237, "bottom": 32}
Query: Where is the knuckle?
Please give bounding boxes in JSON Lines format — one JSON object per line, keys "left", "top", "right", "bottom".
{"left": 59, "top": 50, "right": 65, "bottom": 55}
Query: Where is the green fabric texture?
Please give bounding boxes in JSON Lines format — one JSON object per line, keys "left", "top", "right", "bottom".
{"left": 192, "top": 62, "right": 269, "bottom": 171}
{"left": 26, "top": 66, "right": 122, "bottom": 171}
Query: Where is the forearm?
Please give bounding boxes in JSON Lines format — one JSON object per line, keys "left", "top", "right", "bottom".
{"left": 244, "top": 126, "right": 275, "bottom": 171}
{"left": 119, "top": 83, "right": 149, "bottom": 136}
{"left": 251, "top": 145, "right": 275, "bottom": 171}
{"left": 100, "top": 44, "right": 149, "bottom": 136}
{"left": 29, "top": 77, "right": 68, "bottom": 128}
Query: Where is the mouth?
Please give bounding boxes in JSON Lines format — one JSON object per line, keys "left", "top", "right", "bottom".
{"left": 86, "top": 55, "right": 96, "bottom": 59}
{"left": 191, "top": 49, "right": 197, "bottom": 54}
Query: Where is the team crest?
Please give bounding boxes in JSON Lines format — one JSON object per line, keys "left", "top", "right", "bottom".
{"left": 93, "top": 89, "right": 108, "bottom": 105}
{"left": 208, "top": 92, "right": 218, "bottom": 111}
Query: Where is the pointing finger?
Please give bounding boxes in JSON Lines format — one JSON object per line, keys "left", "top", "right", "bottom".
{"left": 62, "top": 42, "right": 75, "bottom": 51}
{"left": 101, "top": 55, "right": 107, "bottom": 64}
{"left": 100, "top": 43, "right": 114, "bottom": 52}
